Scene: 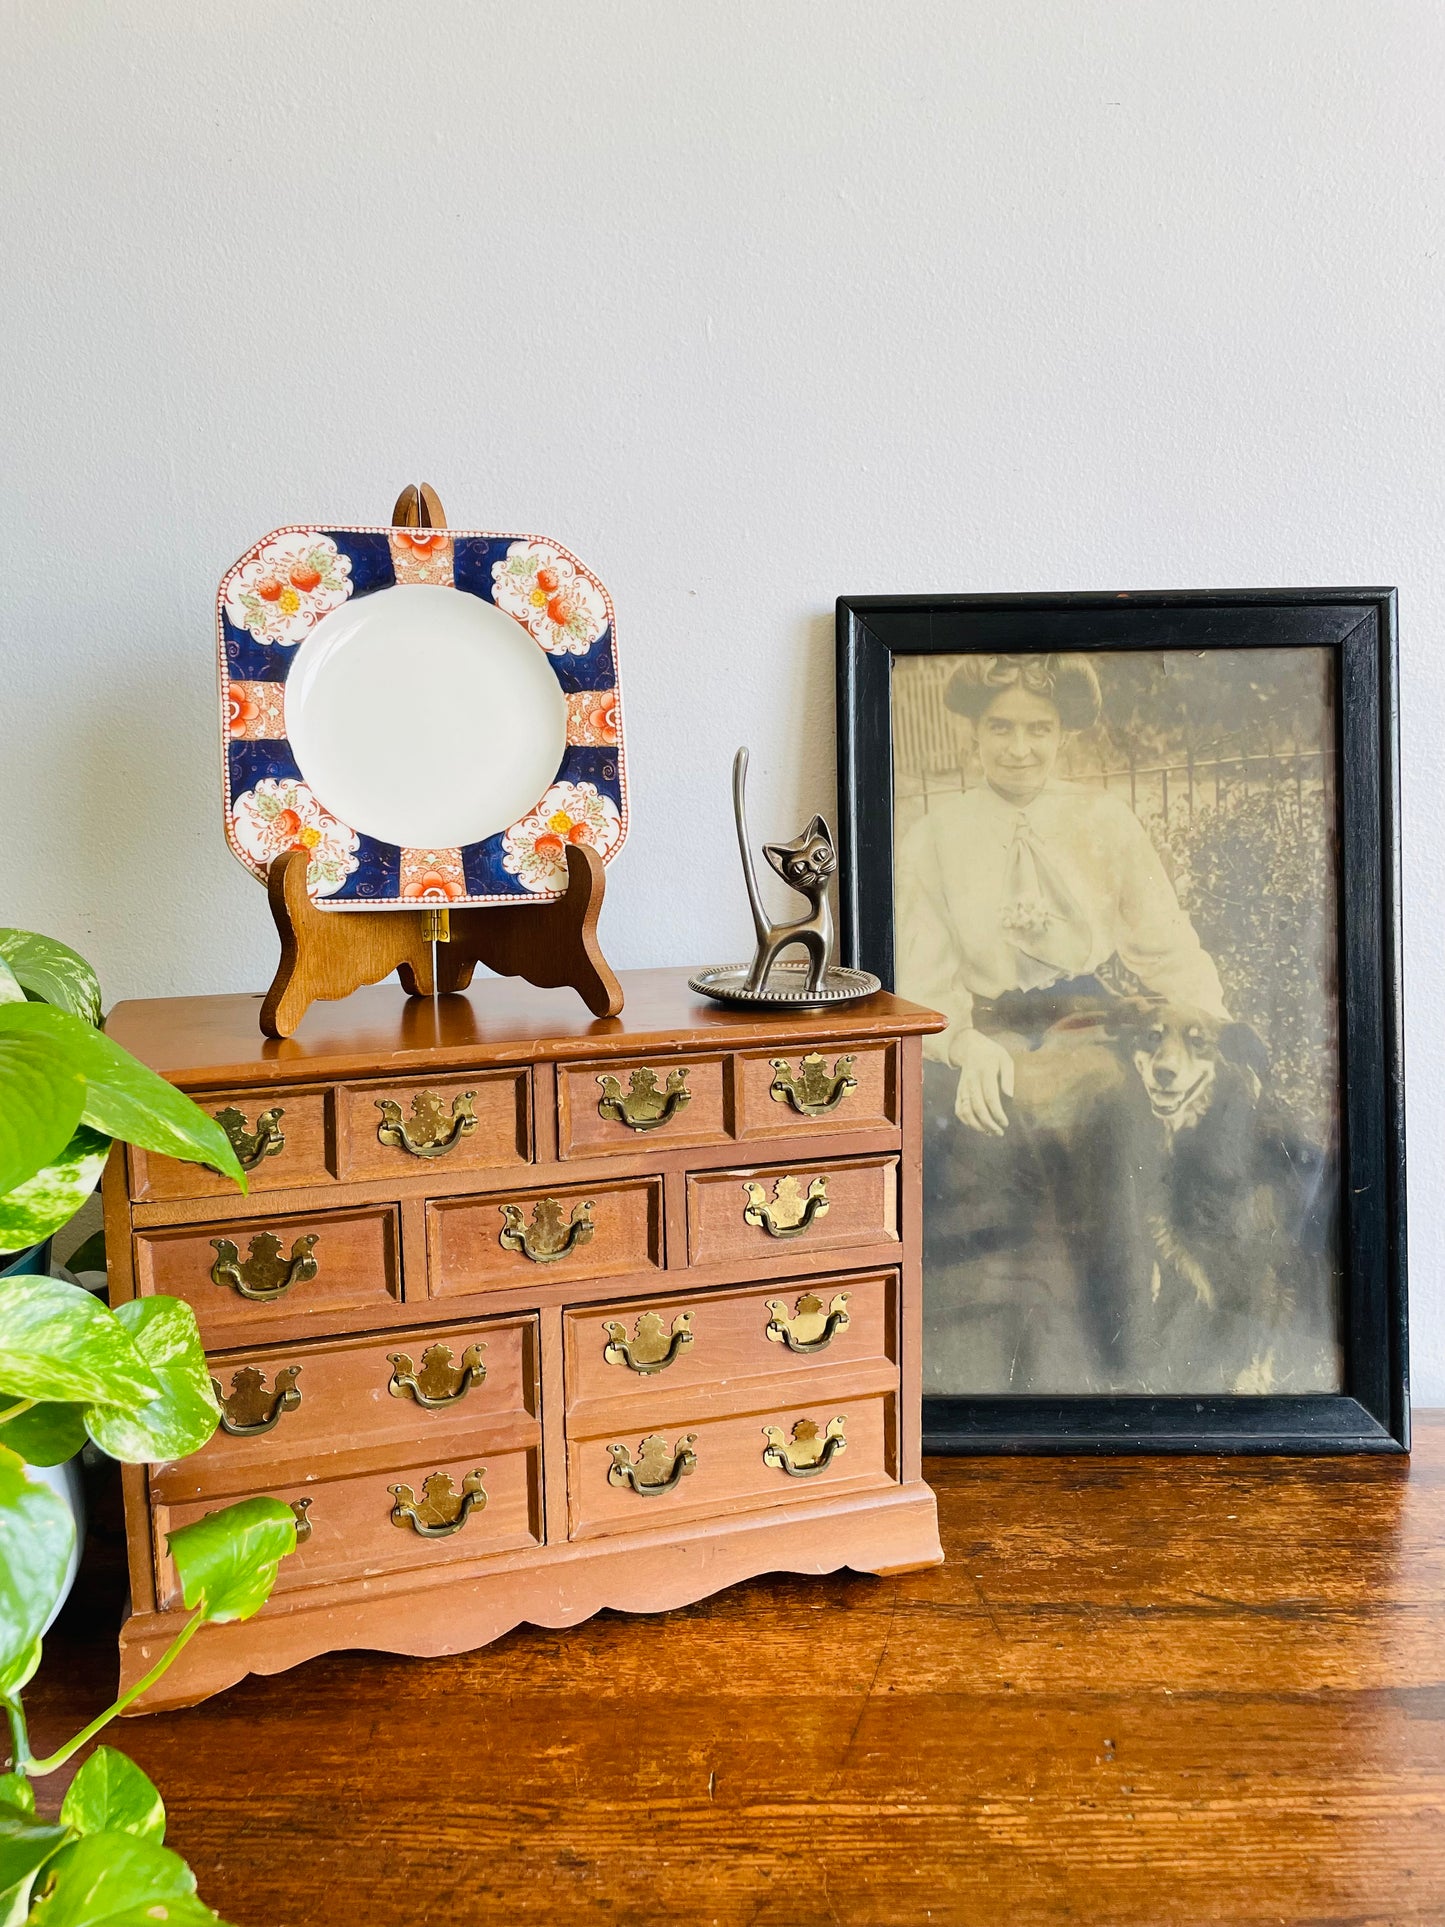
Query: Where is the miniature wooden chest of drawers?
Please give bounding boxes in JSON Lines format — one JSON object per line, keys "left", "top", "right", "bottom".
{"left": 102, "top": 969, "right": 944, "bottom": 1710}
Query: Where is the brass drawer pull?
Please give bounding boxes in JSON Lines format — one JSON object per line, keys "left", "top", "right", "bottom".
{"left": 289, "top": 1497, "right": 313, "bottom": 1544}
{"left": 499, "top": 1197, "right": 595, "bottom": 1264}
{"left": 211, "top": 1365, "right": 302, "bottom": 1435}
{"left": 603, "top": 1310, "right": 693, "bottom": 1375}
{"left": 596, "top": 1066, "right": 691, "bottom": 1132}
{"left": 208, "top": 1104, "right": 285, "bottom": 1174}
{"left": 765, "top": 1291, "right": 851, "bottom": 1354}
{"left": 389, "top": 1469, "right": 487, "bottom": 1538}
{"left": 762, "top": 1416, "right": 847, "bottom": 1478}
{"left": 742, "top": 1174, "right": 829, "bottom": 1239}
{"left": 388, "top": 1343, "right": 486, "bottom": 1407}
{"left": 209, "top": 1231, "right": 319, "bottom": 1301}
{"left": 606, "top": 1434, "right": 697, "bottom": 1497}
{"left": 375, "top": 1089, "right": 478, "bottom": 1158}
{"left": 769, "top": 1053, "right": 858, "bottom": 1118}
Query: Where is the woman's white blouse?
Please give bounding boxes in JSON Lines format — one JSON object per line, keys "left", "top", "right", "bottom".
{"left": 896, "top": 781, "right": 1227, "bottom": 1064}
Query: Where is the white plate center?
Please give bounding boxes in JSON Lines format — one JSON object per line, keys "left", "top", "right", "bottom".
{"left": 284, "top": 584, "right": 569, "bottom": 850}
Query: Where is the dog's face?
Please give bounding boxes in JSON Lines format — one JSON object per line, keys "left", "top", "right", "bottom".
{"left": 1109, "top": 1000, "right": 1269, "bottom": 1133}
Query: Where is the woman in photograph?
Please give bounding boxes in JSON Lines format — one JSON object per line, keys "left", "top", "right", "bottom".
{"left": 896, "top": 651, "right": 1229, "bottom": 1392}
{"left": 898, "top": 652, "right": 1227, "bottom": 1127}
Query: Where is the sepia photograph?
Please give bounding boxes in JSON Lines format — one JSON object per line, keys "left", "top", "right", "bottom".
{"left": 891, "top": 644, "right": 1343, "bottom": 1397}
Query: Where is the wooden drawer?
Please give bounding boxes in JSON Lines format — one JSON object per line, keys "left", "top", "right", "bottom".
{"left": 153, "top": 1443, "right": 542, "bottom": 1604}
{"left": 568, "top": 1387, "right": 896, "bottom": 1540}
{"left": 152, "top": 1315, "right": 540, "bottom": 1504}
{"left": 686, "top": 1155, "right": 899, "bottom": 1269}
{"left": 337, "top": 1070, "right": 531, "bottom": 1181}
{"left": 564, "top": 1271, "right": 897, "bottom": 1412}
{"left": 736, "top": 1041, "right": 896, "bottom": 1140}
{"left": 428, "top": 1177, "right": 663, "bottom": 1296}
{"left": 129, "top": 1085, "right": 332, "bottom": 1202}
{"left": 557, "top": 1054, "right": 730, "bottom": 1159}
{"left": 132, "top": 1205, "right": 400, "bottom": 1347}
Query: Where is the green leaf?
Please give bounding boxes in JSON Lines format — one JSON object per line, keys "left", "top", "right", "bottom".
{"left": 0, "top": 1804, "right": 73, "bottom": 1927}
{"left": 89, "top": 1901, "right": 230, "bottom": 1926}
{"left": 85, "top": 1302, "right": 217, "bottom": 1464}
{"left": 60, "top": 1751, "right": 164, "bottom": 1844}
{"left": 0, "top": 1447, "right": 73, "bottom": 1681}
{"left": 0, "top": 1130, "right": 110, "bottom": 1251}
{"left": 0, "top": 935, "right": 102, "bottom": 1028}
{"left": 0, "top": 1275, "right": 161, "bottom": 1410}
{"left": 0, "top": 1401, "right": 86, "bottom": 1467}
{"left": 25, "top": 1829, "right": 195, "bottom": 1926}
{"left": 0, "top": 1009, "right": 244, "bottom": 1191}
{"left": 0, "top": 963, "right": 23, "bottom": 1009}
{"left": 0, "top": 1029, "right": 85, "bottom": 1202}
{"left": 167, "top": 1498, "right": 295, "bottom": 1624}
{"left": 0, "top": 1781, "right": 31, "bottom": 1816}
{"left": 0, "top": 1638, "right": 41, "bottom": 1702}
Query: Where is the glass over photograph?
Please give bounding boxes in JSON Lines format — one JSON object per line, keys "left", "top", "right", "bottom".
{"left": 893, "top": 647, "right": 1342, "bottom": 1397}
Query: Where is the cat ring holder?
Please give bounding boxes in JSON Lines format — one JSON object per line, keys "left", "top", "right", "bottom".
{"left": 689, "top": 748, "right": 881, "bottom": 1009}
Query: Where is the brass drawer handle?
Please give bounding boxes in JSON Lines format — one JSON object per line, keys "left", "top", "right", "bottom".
{"left": 389, "top": 1469, "right": 487, "bottom": 1538}
{"left": 499, "top": 1197, "right": 595, "bottom": 1264}
{"left": 765, "top": 1291, "right": 851, "bottom": 1354}
{"left": 596, "top": 1066, "right": 691, "bottom": 1132}
{"left": 209, "top": 1232, "right": 319, "bottom": 1301}
{"left": 762, "top": 1416, "right": 847, "bottom": 1478}
{"left": 208, "top": 1104, "right": 285, "bottom": 1175}
{"left": 769, "top": 1053, "right": 858, "bottom": 1118}
{"left": 603, "top": 1311, "right": 692, "bottom": 1375}
{"left": 742, "top": 1174, "right": 829, "bottom": 1239}
{"left": 376, "top": 1089, "right": 478, "bottom": 1158}
{"left": 606, "top": 1433, "right": 698, "bottom": 1497}
{"left": 289, "top": 1497, "right": 313, "bottom": 1544}
{"left": 211, "top": 1365, "right": 302, "bottom": 1435}
{"left": 388, "top": 1343, "right": 486, "bottom": 1407}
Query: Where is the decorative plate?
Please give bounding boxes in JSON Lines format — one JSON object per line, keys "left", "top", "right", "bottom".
{"left": 218, "top": 525, "right": 626, "bottom": 909}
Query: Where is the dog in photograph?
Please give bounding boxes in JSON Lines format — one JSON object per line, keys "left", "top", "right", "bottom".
{"left": 1087, "top": 997, "right": 1337, "bottom": 1384}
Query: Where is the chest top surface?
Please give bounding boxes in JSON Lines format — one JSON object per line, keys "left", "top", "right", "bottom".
{"left": 103, "top": 967, "right": 943, "bottom": 1089}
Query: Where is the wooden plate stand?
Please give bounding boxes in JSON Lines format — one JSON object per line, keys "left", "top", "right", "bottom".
{"left": 258, "top": 483, "right": 624, "bottom": 1039}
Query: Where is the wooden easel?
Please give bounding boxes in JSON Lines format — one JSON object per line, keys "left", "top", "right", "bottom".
{"left": 258, "top": 484, "right": 624, "bottom": 1038}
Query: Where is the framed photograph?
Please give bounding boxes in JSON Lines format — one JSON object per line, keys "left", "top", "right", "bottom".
{"left": 837, "top": 590, "right": 1406, "bottom": 1453}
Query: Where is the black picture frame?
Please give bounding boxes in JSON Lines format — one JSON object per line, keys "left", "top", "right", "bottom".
{"left": 837, "top": 589, "right": 1407, "bottom": 1454}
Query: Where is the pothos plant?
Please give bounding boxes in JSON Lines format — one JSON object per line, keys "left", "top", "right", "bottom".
{"left": 0, "top": 931, "right": 298, "bottom": 1925}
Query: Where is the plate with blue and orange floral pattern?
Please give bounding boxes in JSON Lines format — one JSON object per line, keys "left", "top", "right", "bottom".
{"left": 218, "top": 523, "right": 626, "bottom": 909}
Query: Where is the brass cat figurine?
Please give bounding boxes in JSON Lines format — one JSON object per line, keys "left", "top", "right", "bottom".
{"left": 733, "top": 747, "right": 836, "bottom": 994}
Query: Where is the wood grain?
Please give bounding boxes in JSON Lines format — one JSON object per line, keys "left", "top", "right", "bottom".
{"left": 132, "top": 1204, "right": 401, "bottom": 1346}
{"left": 153, "top": 1312, "right": 539, "bottom": 1503}
{"left": 102, "top": 972, "right": 943, "bottom": 1090}
{"left": 334, "top": 1069, "right": 531, "bottom": 1180}
{"left": 561, "top": 1270, "right": 895, "bottom": 1411}
{"left": 22, "top": 1422, "right": 1443, "bottom": 1926}
{"left": 259, "top": 839, "right": 623, "bottom": 1039}
{"left": 129, "top": 1084, "right": 334, "bottom": 1200}
{"left": 685, "top": 1154, "right": 899, "bottom": 1267}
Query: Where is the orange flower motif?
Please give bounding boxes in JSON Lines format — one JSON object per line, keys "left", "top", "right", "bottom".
{"left": 402, "top": 871, "right": 463, "bottom": 902}
{"left": 395, "top": 528, "right": 448, "bottom": 558}
{"left": 532, "top": 833, "right": 565, "bottom": 863}
{"left": 227, "top": 688, "right": 260, "bottom": 737}
{"left": 585, "top": 695, "right": 618, "bottom": 743}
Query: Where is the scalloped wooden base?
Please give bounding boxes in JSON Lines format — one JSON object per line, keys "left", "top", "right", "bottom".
{"left": 117, "top": 1482, "right": 941, "bottom": 1713}
{"left": 260, "top": 841, "right": 623, "bottom": 1038}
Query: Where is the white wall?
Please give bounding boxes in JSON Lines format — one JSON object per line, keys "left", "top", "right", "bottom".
{"left": 3, "top": 1, "right": 1439, "bottom": 1400}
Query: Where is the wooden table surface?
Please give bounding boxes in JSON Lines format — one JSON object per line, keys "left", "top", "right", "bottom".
{"left": 26, "top": 1415, "right": 1445, "bottom": 1927}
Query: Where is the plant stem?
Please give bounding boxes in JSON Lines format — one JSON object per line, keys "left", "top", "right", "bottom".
{"left": 24, "top": 1610, "right": 205, "bottom": 1776}
{"left": 0, "top": 1399, "right": 35, "bottom": 1424}
{"left": 4, "top": 1694, "right": 30, "bottom": 1772}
